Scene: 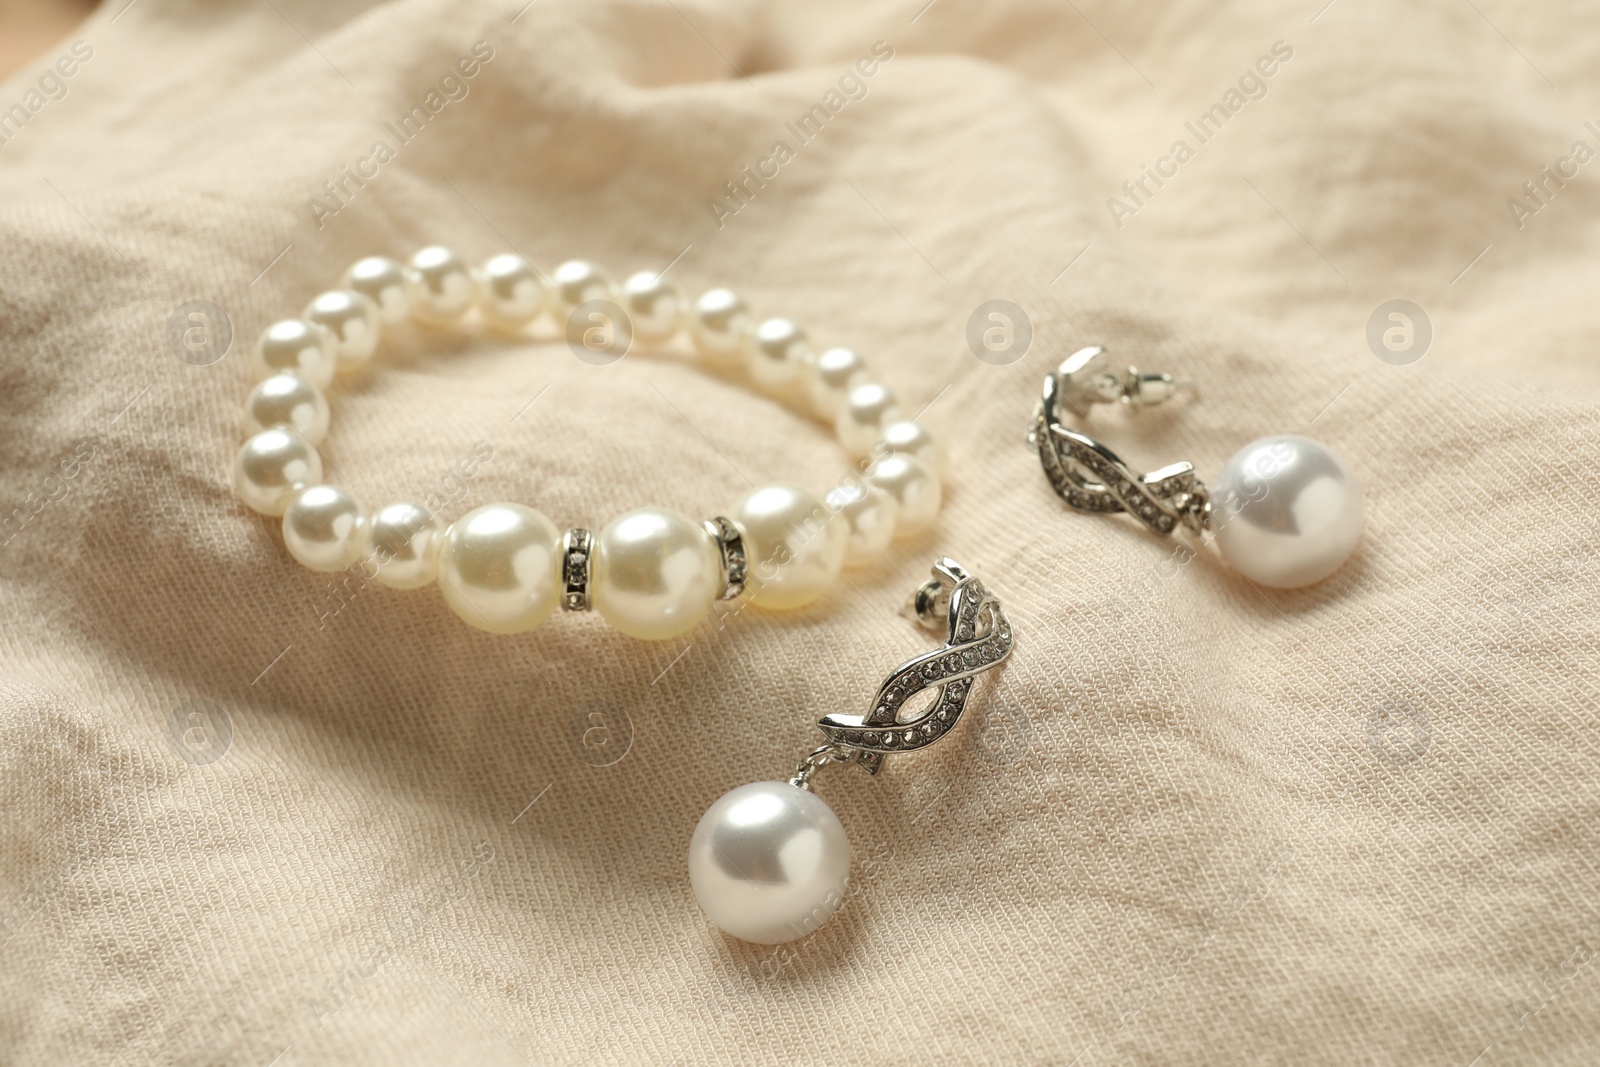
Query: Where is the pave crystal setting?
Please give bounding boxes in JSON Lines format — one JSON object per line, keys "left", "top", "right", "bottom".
{"left": 703, "top": 516, "right": 748, "bottom": 601}
{"left": 561, "top": 528, "right": 593, "bottom": 611}
{"left": 1031, "top": 346, "right": 1209, "bottom": 536}
{"left": 815, "top": 557, "right": 1014, "bottom": 773}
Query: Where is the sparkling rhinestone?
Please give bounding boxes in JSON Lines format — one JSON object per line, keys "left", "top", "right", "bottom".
{"left": 903, "top": 730, "right": 917, "bottom": 744}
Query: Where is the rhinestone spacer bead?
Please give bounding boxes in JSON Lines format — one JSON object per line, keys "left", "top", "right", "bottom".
{"left": 561, "top": 528, "right": 593, "bottom": 611}
{"left": 703, "top": 516, "right": 748, "bottom": 601}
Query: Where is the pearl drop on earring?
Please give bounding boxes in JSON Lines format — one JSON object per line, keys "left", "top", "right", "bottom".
{"left": 1211, "top": 435, "right": 1365, "bottom": 589}
{"left": 689, "top": 781, "right": 852, "bottom": 945}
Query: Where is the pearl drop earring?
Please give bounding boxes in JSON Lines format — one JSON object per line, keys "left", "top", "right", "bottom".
{"left": 1030, "top": 346, "right": 1365, "bottom": 589}
{"left": 689, "top": 558, "right": 1013, "bottom": 944}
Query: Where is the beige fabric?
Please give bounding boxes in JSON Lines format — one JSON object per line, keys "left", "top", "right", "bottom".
{"left": 2, "top": 0, "right": 1598, "bottom": 1063}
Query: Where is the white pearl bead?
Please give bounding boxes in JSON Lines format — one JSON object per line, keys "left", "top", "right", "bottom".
{"left": 437, "top": 503, "right": 562, "bottom": 633}
{"left": 368, "top": 502, "right": 444, "bottom": 589}
{"left": 876, "top": 420, "right": 945, "bottom": 479}
{"left": 253, "top": 319, "right": 336, "bottom": 388}
{"left": 406, "top": 246, "right": 476, "bottom": 323}
{"left": 730, "top": 484, "right": 847, "bottom": 610}
{"left": 825, "top": 478, "right": 898, "bottom": 565}
{"left": 304, "top": 289, "right": 380, "bottom": 367}
{"left": 341, "top": 256, "right": 410, "bottom": 325}
{"left": 806, "top": 347, "right": 869, "bottom": 419}
{"left": 689, "top": 781, "right": 851, "bottom": 944}
{"left": 1212, "top": 435, "right": 1364, "bottom": 589}
{"left": 477, "top": 253, "right": 546, "bottom": 330}
{"left": 549, "top": 260, "right": 613, "bottom": 319}
{"left": 836, "top": 382, "right": 900, "bottom": 456}
{"left": 865, "top": 453, "right": 940, "bottom": 536}
{"left": 621, "top": 271, "right": 684, "bottom": 345}
{"left": 689, "top": 288, "right": 753, "bottom": 369}
{"left": 234, "top": 428, "right": 322, "bottom": 516}
{"left": 592, "top": 508, "right": 722, "bottom": 640}
{"left": 283, "top": 485, "right": 370, "bottom": 573}
{"left": 242, "top": 374, "right": 330, "bottom": 445}
{"left": 749, "top": 318, "right": 810, "bottom": 392}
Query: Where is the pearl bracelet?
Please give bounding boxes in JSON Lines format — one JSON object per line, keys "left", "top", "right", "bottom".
{"left": 233, "top": 247, "right": 947, "bottom": 640}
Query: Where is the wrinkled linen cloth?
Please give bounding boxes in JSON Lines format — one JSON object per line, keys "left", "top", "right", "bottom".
{"left": 2, "top": 0, "right": 1597, "bottom": 1063}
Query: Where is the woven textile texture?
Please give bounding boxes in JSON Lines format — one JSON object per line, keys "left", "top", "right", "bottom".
{"left": 2, "top": 0, "right": 1598, "bottom": 1063}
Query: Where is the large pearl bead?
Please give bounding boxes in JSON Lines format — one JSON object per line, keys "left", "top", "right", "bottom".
{"left": 1212, "top": 435, "right": 1364, "bottom": 589}
{"left": 836, "top": 382, "right": 900, "bottom": 456}
{"left": 407, "top": 246, "right": 477, "bottom": 323}
{"left": 730, "top": 484, "right": 847, "bottom": 610}
{"left": 283, "top": 485, "right": 370, "bottom": 573}
{"left": 235, "top": 428, "right": 322, "bottom": 516}
{"left": 824, "top": 478, "right": 897, "bottom": 564}
{"left": 253, "top": 319, "right": 337, "bottom": 387}
{"left": 806, "top": 347, "right": 869, "bottom": 419}
{"left": 689, "top": 781, "right": 851, "bottom": 944}
{"left": 242, "top": 373, "right": 329, "bottom": 445}
{"left": 437, "top": 503, "right": 562, "bottom": 633}
{"left": 368, "top": 502, "right": 444, "bottom": 589}
{"left": 689, "top": 288, "right": 753, "bottom": 369}
{"left": 477, "top": 253, "right": 546, "bottom": 330}
{"left": 592, "top": 508, "right": 722, "bottom": 640}
{"left": 877, "top": 420, "right": 945, "bottom": 479}
{"left": 749, "top": 318, "right": 810, "bottom": 393}
{"left": 549, "top": 260, "right": 614, "bottom": 319}
{"left": 865, "top": 453, "right": 940, "bottom": 536}
{"left": 341, "top": 256, "right": 410, "bottom": 325}
{"left": 621, "top": 271, "right": 684, "bottom": 345}
{"left": 304, "top": 289, "right": 381, "bottom": 367}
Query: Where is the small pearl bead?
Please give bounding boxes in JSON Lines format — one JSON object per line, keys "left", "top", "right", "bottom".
{"left": 592, "top": 508, "right": 722, "bottom": 640}
{"left": 749, "top": 318, "right": 810, "bottom": 392}
{"left": 406, "top": 246, "right": 476, "bottom": 323}
{"left": 689, "top": 288, "right": 753, "bottom": 369}
{"left": 1212, "top": 435, "right": 1364, "bottom": 588}
{"left": 876, "top": 421, "right": 945, "bottom": 479}
{"left": 368, "top": 502, "right": 444, "bottom": 589}
{"left": 550, "top": 260, "right": 613, "bottom": 319}
{"left": 283, "top": 485, "right": 370, "bottom": 573}
{"left": 806, "top": 347, "right": 869, "bottom": 419}
{"left": 437, "top": 503, "right": 562, "bottom": 633}
{"left": 242, "top": 374, "right": 330, "bottom": 445}
{"left": 341, "top": 256, "right": 410, "bottom": 325}
{"left": 477, "top": 253, "right": 546, "bottom": 330}
{"left": 730, "top": 484, "right": 847, "bottom": 610}
{"left": 253, "top": 319, "right": 336, "bottom": 387}
{"left": 836, "top": 382, "right": 900, "bottom": 456}
{"left": 621, "top": 271, "right": 685, "bottom": 345}
{"left": 689, "top": 781, "right": 851, "bottom": 944}
{"left": 865, "top": 453, "right": 940, "bottom": 536}
{"left": 304, "top": 290, "right": 380, "bottom": 367}
{"left": 825, "top": 478, "right": 898, "bottom": 565}
{"left": 235, "top": 428, "right": 322, "bottom": 516}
